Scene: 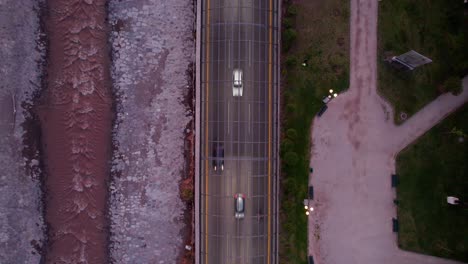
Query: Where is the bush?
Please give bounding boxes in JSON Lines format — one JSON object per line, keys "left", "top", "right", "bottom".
{"left": 283, "top": 151, "right": 299, "bottom": 166}
{"left": 282, "top": 28, "right": 297, "bottom": 52}
{"left": 281, "top": 138, "right": 295, "bottom": 154}
{"left": 181, "top": 188, "right": 193, "bottom": 202}
{"left": 286, "top": 128, "right": 298, "bottom": 140}
{"left": 287, "top": 5, "right": 298, "bottom": 17}
{"left": 285, "top": 55, "right": 297, "bottom": 68}
{"left": 286, "top": 103, "right": 297, "bottom": 113}
{"left": 283, "top": 17, "right": 293, "bottom": 29}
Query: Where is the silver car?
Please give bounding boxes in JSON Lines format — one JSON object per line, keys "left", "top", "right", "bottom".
{"left": 234, "top": 193, "right": 245, "bottom": 219}
{"left": 232, "top": 69, "right": 243, "bottom": 97}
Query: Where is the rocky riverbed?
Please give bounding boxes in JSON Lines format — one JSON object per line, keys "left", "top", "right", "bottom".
{"left": 108, "top": 0, "right": 195, "bottom": 262}
{"left": 0, "top": 0, "right": 195, "bottom": 263}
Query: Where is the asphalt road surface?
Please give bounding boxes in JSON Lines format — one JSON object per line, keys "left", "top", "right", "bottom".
{"left": 200, "top": 0, "right": 278, "bottom": 263}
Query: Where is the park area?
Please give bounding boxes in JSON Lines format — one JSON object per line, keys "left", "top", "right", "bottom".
{"left": 377, "top": 0, "right": 468, "bottom": 123}
{"left": 379, "top": 2, "right": 468, "bottom": 260}
{"left": 378, "top": 0, "right": 468, "bottom": 261}
{"left": 396, "top": 104, "right": 468, "bottom": 262}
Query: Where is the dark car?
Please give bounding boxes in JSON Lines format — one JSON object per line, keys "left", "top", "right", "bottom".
{"left": 212, "top": 144, "right": 224, "bottom": 171}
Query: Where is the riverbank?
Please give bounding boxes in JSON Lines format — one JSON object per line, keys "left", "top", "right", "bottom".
{"left": 107, "top": 0, "right": 195, "bottom": 262}
{"left": 0, "top": 0, "right": 46, "bottom": 263}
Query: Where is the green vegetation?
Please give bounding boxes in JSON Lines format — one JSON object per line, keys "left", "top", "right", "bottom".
{"left": 396, "top": 104, "right": 468, "bottom": 262}
{"left": 181, "top": 188, "right": 193, "bottom": 202}
{"left": 378, "top": 0, "right": 468, "bottom": 124}
{"left": 279, "top": 0, "right": 349, "bottom": 262}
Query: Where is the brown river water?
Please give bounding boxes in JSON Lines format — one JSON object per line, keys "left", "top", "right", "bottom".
{"left": 39, "top": 0, "right": 112, "bottom": 262}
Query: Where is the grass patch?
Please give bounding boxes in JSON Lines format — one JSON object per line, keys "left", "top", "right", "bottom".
{"left": 396, "top": 104, "right": 468, "bottom": 262}
{"left": 279, "top": 0, "right": 349, "bottom": 263}
{"left": 377, "top": 0, "right": 468, "bottom": 124}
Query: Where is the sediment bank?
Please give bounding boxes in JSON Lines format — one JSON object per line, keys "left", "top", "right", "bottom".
{"left": 40, "top": 0, "right": 112, "bottom": 262}
{"left": 107, "top": 0, "right": 195, "bottom": 262}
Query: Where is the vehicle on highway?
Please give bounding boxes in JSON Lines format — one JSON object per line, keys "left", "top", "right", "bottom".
{"left": 232, "top": 69, "right": 243, "bottom": 97}
{"left": 234, "top": 193, "right": 245, "bottom": 219}
{"left": 212, "top": 144, "right": 224, "bottom": 171}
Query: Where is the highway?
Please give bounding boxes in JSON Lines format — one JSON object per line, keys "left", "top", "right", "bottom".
{"left": 199, "top": 0, "right": 279, "bottom": 263}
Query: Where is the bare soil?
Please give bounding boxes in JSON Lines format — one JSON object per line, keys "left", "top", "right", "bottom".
{"left": 39, "top": 0, "right": 113, "bottom": 262}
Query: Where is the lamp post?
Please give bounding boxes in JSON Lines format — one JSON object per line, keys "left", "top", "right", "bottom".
{"left": 304, "top": 202, "right": 314, "bottom": 216}
{"left": 323, "top": 89, "right": 339, "bottom": 104}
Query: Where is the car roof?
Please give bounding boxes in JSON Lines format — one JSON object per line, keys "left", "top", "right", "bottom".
{"left": 236, "top": 196, "right": 244, "bottom": 211}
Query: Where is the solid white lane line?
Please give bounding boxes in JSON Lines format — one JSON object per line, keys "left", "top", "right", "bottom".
{"left": 226, "top": 234, "right": 229, "bottom": 264}
{"left": 248, "top": 103, "right": 251, "bottom": 134}
{"left": 249, "top": 40, "right": 251, "bottom": 67}
{"left": 228, "top": 101, "right": 230, "bottom": 134}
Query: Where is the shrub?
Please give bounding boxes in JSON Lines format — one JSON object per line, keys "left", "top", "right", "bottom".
{"left": 283, "top": 17, "right": 293, "bottom": 30}
{"left": 282, "top": 28, "right": 297, "bottom": 52}
{"left": 286, "top": 128, "right": 298, "bottom": 140}
{"left": 285, "top": 55, "right": 297, "bottom": 68}
{"left": 287, "top": 5, "right": 298, "bottom": 17}
{"left": 281, "top": 138, "right": 295, "bottom": 154}
{"left": 286, "top": 103, "right": 297, "bottom": 114}
{"left": 181, "top": 188, "right": 193, "bottom": 202}
{"left": 283, "top": 151, "right": 299, "bottom": 166}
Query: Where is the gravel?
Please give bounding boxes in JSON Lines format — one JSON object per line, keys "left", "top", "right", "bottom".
{"left": 108, "top": 0, "right": 195, "bottom": 263}
{"left": 0, "top": 0, "right": 45, "bottom": 263}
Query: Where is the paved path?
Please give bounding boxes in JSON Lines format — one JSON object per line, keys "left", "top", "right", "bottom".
{"left": 307, "top": 0, "right": 468, "bottom": 263}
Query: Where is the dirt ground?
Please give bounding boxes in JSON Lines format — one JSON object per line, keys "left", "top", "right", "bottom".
{"left": 0, "top": 0, "right": 195, "bottom": 263}
{"left": 39, "top": 0, "right": 113, "bottom": 262}
{"left": 107, "top": 0, "right": 195, "bottom": 263}
{"left": 0, "top": 1, "right": 45, "bottom": 263}
{"left": 307, "top": 0, "right": 468, "bottom": 264}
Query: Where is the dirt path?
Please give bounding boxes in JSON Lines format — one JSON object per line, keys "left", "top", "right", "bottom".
{"left": 40, "top": 0, "right": 113, "bottom": 262}
{"left": 307, "top": 0, "right": 467, "bottom": 263}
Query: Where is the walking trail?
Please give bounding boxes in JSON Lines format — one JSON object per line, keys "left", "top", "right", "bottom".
{"left": 307, "top": 0, "right": 468, "bottom": 263}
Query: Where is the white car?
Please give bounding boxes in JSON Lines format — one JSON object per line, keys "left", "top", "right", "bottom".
{"left": 234, "top": 193, "right": 245, "bottom": 219}
{"left": 232, "top": 69, "right": 243, "bottom": 97}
